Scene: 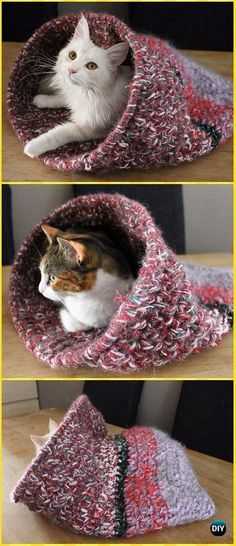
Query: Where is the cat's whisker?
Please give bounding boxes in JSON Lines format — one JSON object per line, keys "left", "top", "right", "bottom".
{"left": 37, "top": 59, "right": 56, "bottom": 67}
{"left": 37, "top": 52, "right": 57, "bottom": 61}
{"left": 32, "top": 241, "right": 43, "bottom": 259}
{"left": 35, "top": 57, "right": 55, "bottom": 65}
{"left": 19, "top": 57, "right": 54, "bottom": 66}
{"left": 34, "top": 63, "right": 54, "bottom": 69}
{"left": 56, "top": 296, "right": 65, "bottom": 306}
{"left": 18, "top": 59, "right": 38, "bottom": 66}
{"left": 18, "top": 71, "right": 54, "bottom": 85}
{"left": 31, "top": 257, "right": 40, "bottom": 265}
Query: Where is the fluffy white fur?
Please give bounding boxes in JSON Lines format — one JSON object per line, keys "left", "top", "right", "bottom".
{"left": 39, "top": 267, "right": 133, "bottom": 332}
{"left": 31, "top": 418, "right": 58, "bottom": 457}
{"left": 24, "top": 15, "right": 133, "bottom": 158}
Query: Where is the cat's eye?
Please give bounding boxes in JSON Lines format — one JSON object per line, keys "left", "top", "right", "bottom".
{"left": 86, "top": 62, "right": 98, "bottom": 70}
{"left": 68, "top": 51, "right": 77, "bottom": 60}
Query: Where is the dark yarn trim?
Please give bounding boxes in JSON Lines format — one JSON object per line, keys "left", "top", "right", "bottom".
{"left": 114, "top": 434, "right": 129, "bottom": 537}
{"left": 174, "top": 68, "right": 184, "bottom": 88}
{"left": 192, "top": 121, "right": 221, "bottom": 148}
{"left": 203, "top": 302, "right": 233, "bottom": 329}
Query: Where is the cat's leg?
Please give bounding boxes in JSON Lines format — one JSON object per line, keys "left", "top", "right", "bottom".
{"left": 33, "top": 94, "right": 66, "bottom": 109}
{"left": 24, "top": 122, "right": 104, "bottom": 158}
{"left": 59, "top": 308, "right": 91, "bottom": 332}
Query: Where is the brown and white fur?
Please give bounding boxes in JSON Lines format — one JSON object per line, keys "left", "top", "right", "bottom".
{"left": 31, "top": 418, "right": 58, "bottom": 457}
{"left": 39, "top": 224, "right": 133, "bottom": 332}
{"left": 24, "top": 15, "right": 133, "bottom": 158}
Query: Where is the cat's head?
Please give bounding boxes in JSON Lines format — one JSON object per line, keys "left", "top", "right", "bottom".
{"left": 54, "top": 15, "right": 129, "bottom": 90}
{"left": 31, "top": 418, "right": 58, "bottom": 457}
{"left": 38, "top": 224, "right": 130, "bottom": 302}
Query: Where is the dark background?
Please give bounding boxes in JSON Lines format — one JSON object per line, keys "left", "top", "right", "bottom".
{"left": 83, "top": 380, "right": 233, "bottom": 462}
{"left": 129, "top": 3, "right": 233, "bottom": 51}
{"left": 3, "top": 2, "right": 233, "bottom": 51}
{"left": 172, "top": 380, "right": 233, "bottom": 462}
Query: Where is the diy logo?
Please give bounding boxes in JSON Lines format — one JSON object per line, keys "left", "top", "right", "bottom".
{"left": 210, "top": 520, "right": 226, "bottom": 536}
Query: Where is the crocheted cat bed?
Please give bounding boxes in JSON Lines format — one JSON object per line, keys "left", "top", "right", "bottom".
{"left": 9, "top": 193, "right": 233, "bottom": 373}
{"left": 12, "top": 395, "right": 215, "bottom": 537}
{"left": 8, "top": 12, "right": 232, "bottom": 173}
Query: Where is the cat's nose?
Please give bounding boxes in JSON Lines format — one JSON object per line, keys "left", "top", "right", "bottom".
{"left": 68, "top": 67, "right": 77, "bottom": 75}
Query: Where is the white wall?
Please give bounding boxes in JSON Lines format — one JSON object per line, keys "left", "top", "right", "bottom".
{"left": 10, "top": 184, "right": 232, "bottom": 255}
{"left": 37, "top": 380, "right": 84, "bottom": 409}
{"left": 137, "top": 381, "right": 182, "bottom": 432}
{"left": 3, "top": 381, "right": 39, "bottom": 417}
{"left": 183, "top": 185, "right": 233, "bottom": 253}
{"left": 11, "top": 185, "right": 73, "bottom": 252}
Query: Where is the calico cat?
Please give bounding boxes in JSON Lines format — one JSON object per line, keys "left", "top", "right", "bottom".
{"left": 24, "top": 15, "right": 133, "bottom": 158}
{"left": 39, "top": 224, "right": 133, "bottom": 332}
{"left": 31, "top": 418, "right": 58, "bottom": 457}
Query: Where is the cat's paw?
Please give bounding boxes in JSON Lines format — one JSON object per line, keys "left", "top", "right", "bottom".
{"left": 33, "top": 94, "right": 48, "bottom": 108}
{"left": 24, "top": 137, "right": 45, "bottom": 158}
{"left": 60, "top": 308, "right": 90, "bottom": 332}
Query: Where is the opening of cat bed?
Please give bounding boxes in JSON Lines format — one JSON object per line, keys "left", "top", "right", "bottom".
{"left": 9, "top": 193, "right": 232, "bottom": 373}
{"left": 7, "top": 12, "right": 137, "bottom": 173}
{"left": 8, "top": 12, "right": 232, "bottom": 173}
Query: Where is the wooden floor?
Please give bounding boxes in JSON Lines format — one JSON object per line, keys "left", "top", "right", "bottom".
{"left": 2, "top": 253, "right": 233, "bottom": 379}
{"left": 3, "top": 43, "right": 233, "bottom": 183}
{"left": 3, "top": 408, "right": 233, "bottom": 544}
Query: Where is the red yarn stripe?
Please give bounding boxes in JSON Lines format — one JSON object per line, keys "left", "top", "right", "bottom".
{"left": 191, "top": 284, "right": 232, "bottom": 305}
{"left": 122, "top": 427, "right": 168, "bottom": 537}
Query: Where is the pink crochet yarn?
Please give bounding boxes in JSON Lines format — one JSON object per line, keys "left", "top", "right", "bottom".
{"left": 8, "top": 193, "right": 232, "bottom": 373}
{"left": 7, "top": 12, "right": 232, "bottom": 173}
{"left": 12, "top": 395, "right": 215, "bottom": 538}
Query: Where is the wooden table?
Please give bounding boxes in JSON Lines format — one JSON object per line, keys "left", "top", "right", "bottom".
{"left": 3, "top": 43, "right": 233, "bottom": 182}
{"left": 3, "top": 408, "right": 233, "bottom": 544}
{"left": 3, "top": 253, "right": 233, "bottom": 379}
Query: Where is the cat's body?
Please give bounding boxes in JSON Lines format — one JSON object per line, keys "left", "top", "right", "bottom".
{"left": 24, "top": 15, "right": 133, "bottom": 158}
{"left": 39, "top": 225, "right": 133, "bottom": 332}
{"left": 59, "top": 268, "right": 131, "bottom": 331}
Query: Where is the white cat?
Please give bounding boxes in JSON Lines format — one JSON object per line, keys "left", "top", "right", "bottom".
{"left": 24, "top": 15, "right": 133, "bottom": 158}
{"left": 31, "top": 418, "right": 58, "bottom": 457}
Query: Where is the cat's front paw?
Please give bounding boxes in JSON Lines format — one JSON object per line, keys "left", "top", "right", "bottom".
{"left": 24, "top": 137, "right": 45, "bottom": 158}
{"left": 33, "top": 94, "right": 49, "bottom": 108}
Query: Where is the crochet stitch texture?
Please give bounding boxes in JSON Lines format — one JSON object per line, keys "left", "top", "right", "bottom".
{"left": 12, "top": 395, "right": 215, "bottom": 537}
{"left": 8, "top": 12, "right": 233, "bottom": 173}
{"left": 8, "top": 193, "right": 232, "bottom": 373}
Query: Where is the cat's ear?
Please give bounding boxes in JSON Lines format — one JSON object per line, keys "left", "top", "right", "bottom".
{"left": 48, "top": 418, "right": 58, "bottom": 434}
{"left": 30, "top": 434, "right": 46, "bottom": 448}
{"left": 106, "top": 42, "right": 129, "bottom": 66}
{"left": 74, "top": 15, "right": 90, "bottom": 42}
{"left": 42, "top": 224, "right": 58, "bottom": 245}
{"left": 57, "top": 237, "right": 87, "bottom": 264}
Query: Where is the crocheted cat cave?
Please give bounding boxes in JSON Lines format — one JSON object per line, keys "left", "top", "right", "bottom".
{"left": 12, "top": 395, "right": 215, "bottom": 537}
{"left": 9, "top": 193, "right": 232, "bottom": 373}
{"left": 8, "top": 12, "right": 232, "bottom": 174}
